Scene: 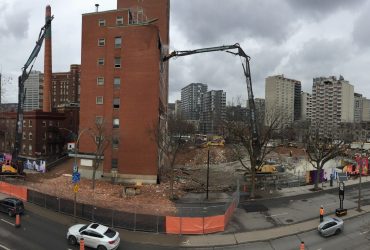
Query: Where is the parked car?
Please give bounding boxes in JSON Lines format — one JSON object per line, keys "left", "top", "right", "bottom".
{"left": 318, "top": 217, "right": 344, "bottom": 237}
{"left": 67, "top": 223, "right": 120, "bottom": 250}
{"left": 0, "top": 197, "right": 24, "bottom": 217}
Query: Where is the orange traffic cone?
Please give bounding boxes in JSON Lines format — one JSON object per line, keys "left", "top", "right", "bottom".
{"left": 80, "top": 237, "right": 85, "bottom": 250}
{"left": 15, "top": 214, "right": 21, "bottom": 228}
{"left": 300, "top": 241, "right": 305, "bottom": 250}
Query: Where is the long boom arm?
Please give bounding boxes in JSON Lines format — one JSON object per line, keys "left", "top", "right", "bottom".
{"left": 163, "top": 43, "right": 261, "bottom": 162}
{"left": 12, "top": 16, "right": 54, "bottom": 162}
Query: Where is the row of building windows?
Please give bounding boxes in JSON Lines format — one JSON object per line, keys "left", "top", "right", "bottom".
{"left": 98, "top": 16, "right": 124, "bottom": 27}
{"left": 98, "top": 37, "right": 122, "bottom": 48}
{"left": 95, "top": 97, "right": 120, "bottom": 108}
{"left": 96, "top": 77, "right": 121, "bottom": 87}
{"left": 97, "top": 57, "right": 121, "bottom": 68}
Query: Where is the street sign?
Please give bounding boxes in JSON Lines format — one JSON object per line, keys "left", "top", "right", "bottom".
{"left": 72, "top": 172, "right": 80, "bottom": 183}
{"left": 73, "top": 184, "right": 79, "bottom": 193}
{"left": 337, "top": 173, "right": 348, "bottom": 182}
{"left": 73, "top": 163, "right": 78, "bottom": 173}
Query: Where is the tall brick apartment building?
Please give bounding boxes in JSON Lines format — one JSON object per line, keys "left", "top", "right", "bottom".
{"left": 78, "top": 0, "right": 169, "bottom": 184}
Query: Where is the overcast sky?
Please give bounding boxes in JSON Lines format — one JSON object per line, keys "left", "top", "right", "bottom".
{"left": 1, "top": 0, "right": 370, "bottom": 105}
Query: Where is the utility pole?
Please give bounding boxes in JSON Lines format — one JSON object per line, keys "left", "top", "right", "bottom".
{"left": 206, "top": 148, "right": 210, "bottom": 200}
{"left": 357, "top": 142, "right": 365, "bottom": 212}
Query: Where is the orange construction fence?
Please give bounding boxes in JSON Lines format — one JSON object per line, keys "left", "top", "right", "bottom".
{"left": 166, "top": 201, "right": 237, "bottom": 234}
{"left": 0, "top": 181, "right": 28, "bottom": 201}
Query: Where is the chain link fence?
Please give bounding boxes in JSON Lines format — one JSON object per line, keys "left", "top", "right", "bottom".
{"left": 27, "top": 187, "right": 240, "bottom": 234}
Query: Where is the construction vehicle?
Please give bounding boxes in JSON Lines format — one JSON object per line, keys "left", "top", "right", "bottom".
{"left": 163, "top": 44, "right": 261, "bottom": 162}
{"left": 0, "top": 15, "right": 53, "bottom": 175}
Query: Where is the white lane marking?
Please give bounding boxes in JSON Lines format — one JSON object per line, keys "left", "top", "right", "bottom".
{"left": 1, "top": 219, "right": 15, "bottom": 226}
{"left": 0, "top": 243, "right": 11, "bottom": 250}
{"left": 182, "top": 240, "right": 190, "bottom": 245}
{"left": 266, "top": 212, "right": 288, "bottom": 217}
{"left": 360, "top": 230, "right": 369, "bottom": 235}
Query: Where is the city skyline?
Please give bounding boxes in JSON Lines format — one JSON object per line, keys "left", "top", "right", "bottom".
{"left": 1, "top": 0, "right": 370, "bottom": 104}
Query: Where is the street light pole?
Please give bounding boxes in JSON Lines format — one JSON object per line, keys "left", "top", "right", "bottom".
{"left": 60, "top": 128, "right": 90, "bottom": 219}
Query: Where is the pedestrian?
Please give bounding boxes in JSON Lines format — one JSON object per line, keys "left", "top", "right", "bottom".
{"left": 320, "top": 205, "right": 324, "bottom": 222}
{"left": 300, "top": 241, "right": 305, "bottom": 250}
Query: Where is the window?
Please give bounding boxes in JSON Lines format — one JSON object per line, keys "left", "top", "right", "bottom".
{"left": 114, "top": 37, "right": 122, "bottom": 48}
{"left": 98, "top": 19, "right": 106, "bottom": 27}
{"left": 98, "top": 38, "right": 105, "bottom": 47}
{"left": 113, "top": 97, "right": 120, "bottom": 109}
{"left": 112, "top": 158, "right": 118, "bottom": 168}
{"left": 49, "top": 121, "right": 53, "bottom": 126}
{"left": 116, "top": 16, "right": 124, "bottom": 26}
{"left": 95, "top": 116, "right": 104, "bottom": 125}
{"left": 96, "top": 96, "right": 104, "bottom": 104}
{"left": 114, "top": 57, "right": 121, "bottom": 68}
{"left": 42, "top": 121, "right": 46, "bottom": 127}
{"left": 43, "top": 132, "right": 46, "bottom": 140}
{"left": 112, "top": 137, "right": 119, "bottom": 149}
{"left": 29, "top": 132, "right": 32, "bottom": 140}
{"left": 22, "top": 133, "right": 26, "bottom": 140}
{"left": 28, "top": 145, "right": 32, "bottom": 155}
{"left": 29, "top": 120, "right": 32, "bottom": 127}
{"left": 113, "top": 118, "right": 119, "bottom": 128}
{"left": 113, "top": 77, "right": 121, "bottom": 88}
{"left": 95, "top": 136, "right": 103, "bottom": 144}
{"left": 97, "top": 77, "right": 104, "bottom": 85}
{"left": 97, "top": 58, "right": 105, "bottom": 65}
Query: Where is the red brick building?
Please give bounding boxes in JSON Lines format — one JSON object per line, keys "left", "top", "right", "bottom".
{"left": 0, "top": 111, "right": 67, "bottom": 160}
{"left": 78, "top": 0, "right": 169, "bottom": 184}
{"left": 51, "top": 64, "right": 81, "bottom": 107}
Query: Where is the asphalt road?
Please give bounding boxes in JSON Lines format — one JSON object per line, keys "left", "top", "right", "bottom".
{"left": 0, "top": 208, "right": 79, "bottom": 250}
{"left": 118, "top": 213, "right": 370, "bottom": 250}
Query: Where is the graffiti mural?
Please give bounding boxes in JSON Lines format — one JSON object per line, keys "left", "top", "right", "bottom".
{"left": 23, "top": 159, "right": 46, "bottom": 173}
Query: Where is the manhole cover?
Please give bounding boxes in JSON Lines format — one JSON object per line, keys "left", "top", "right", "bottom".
{"left": 301, "top": 199, "right": 308, "bottom": 202}
{"left": 286, "top": 219, "right": 294, "bottom": 223}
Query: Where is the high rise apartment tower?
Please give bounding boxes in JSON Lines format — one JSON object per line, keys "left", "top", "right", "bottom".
{"left": 312, "top": 76, "right": 354, "bottom": 134}
{"left": 265, "top": 75, "right": 301, "bottom": 127}
{"left": 79, "top": 0, "right": 169, "bottom": 184}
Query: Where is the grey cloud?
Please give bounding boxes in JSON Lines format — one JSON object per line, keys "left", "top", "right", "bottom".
{"left": 287, "top": 0, "right": 367, "bottom": 15}
{"left": 171, "top": 0, "right": 298, "bottom": 45}
{"left": 352, "top": 3, "right": 370, "bottom": 49}
{"left": 0, "top": 1, "right": 30, "bottom": 39}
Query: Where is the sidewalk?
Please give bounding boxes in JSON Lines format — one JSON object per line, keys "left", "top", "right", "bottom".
{"left": 118, "top": 176, "right": 370, "bottom": 248}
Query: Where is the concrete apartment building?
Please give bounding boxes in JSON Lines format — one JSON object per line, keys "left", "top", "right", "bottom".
{"left": 24, "top": 71, "right": 43, "bottom": 112}
{"left": 181, "top": 83, "right": 208, "bottom": 121}
{"left": 301, "top": 92, "right": 312, "bottom": 121}
{"left": 199, "top": 90, "right": 226, "bottom": 134}
{"left": 78, "top": 0, "right": 169, "bottom": 184}
{"left": 312, "top": 76, "right": 354, "bottom": 135}
{"left": 51, "top": 64, "right": 81, "bottom": 107}
{"left": 354, "top": 93, "right": 370, "bottom": 123}
{"left": 265, "top": 75, "right": 301, "bottom": 127}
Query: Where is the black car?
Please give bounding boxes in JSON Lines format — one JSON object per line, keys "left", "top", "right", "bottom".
{"left": 0, "top": 197, "right": 24, "bottom": 216}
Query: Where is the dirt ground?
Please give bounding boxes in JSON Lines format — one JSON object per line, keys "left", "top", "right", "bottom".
{"left": 13, "top": 144, "right": 304, "bottom": 215}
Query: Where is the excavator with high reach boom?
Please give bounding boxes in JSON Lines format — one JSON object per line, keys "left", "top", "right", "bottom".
{"left": 1, "top": 16, "right": 54, "bottom": 175}
{"left": 163, "top": 43, "right": 261, "bottom": 165}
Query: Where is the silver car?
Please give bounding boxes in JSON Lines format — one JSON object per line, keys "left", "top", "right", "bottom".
{"left": 318, "top": 217, "right": 344, "bottom": 237}
{"left": 67, "top": 223, "right": 120, "bottom": 250}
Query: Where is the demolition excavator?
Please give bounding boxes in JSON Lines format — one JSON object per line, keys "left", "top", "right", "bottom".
{"left": 163, "top": 43, "right": 262, "bottom": 164}
{"left": 1, "top": 16, "right": 54, "bottom": 175}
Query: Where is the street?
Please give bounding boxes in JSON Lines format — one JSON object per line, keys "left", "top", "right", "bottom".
{"left": 120, "top": 213, "right": 370, "bottom": 250}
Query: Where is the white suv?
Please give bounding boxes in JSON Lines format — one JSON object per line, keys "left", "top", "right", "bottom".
{"left": 67, "top": 223, "right": 120, "bottom": 250}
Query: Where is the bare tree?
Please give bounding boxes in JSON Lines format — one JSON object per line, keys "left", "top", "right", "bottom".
{"left": 151, "top": 116, "right": 195, "bottom": 200}
{"left": 89, "top": 119, "right": 110, "bottom": 190}
{"left": 225, "top": 109, "right": 281, "bottom": 198}
{"left": 304, "top": 126, "right": 344, "bottom": 190}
